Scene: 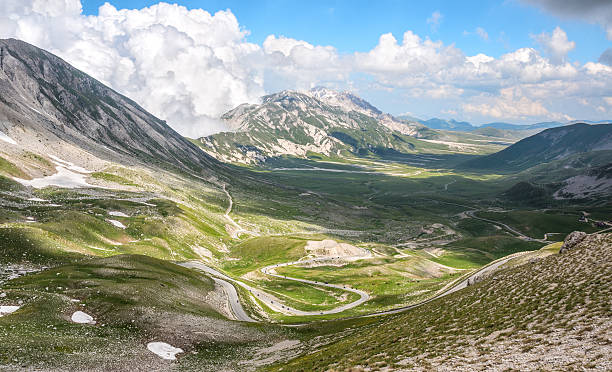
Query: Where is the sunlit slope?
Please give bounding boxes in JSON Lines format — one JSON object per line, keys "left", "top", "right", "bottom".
{"left": 268, "top": 233, "right": 612, "bottom": 371}
{"left": 462, "top": 123, "right": 612, "bottom": 172}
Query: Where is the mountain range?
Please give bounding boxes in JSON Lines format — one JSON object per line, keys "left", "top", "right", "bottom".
{"left": 463, "top": 123, "right": 612, "bottom": 171}
{"left": 405, "top": 117, "right": 612, "bottom": 132}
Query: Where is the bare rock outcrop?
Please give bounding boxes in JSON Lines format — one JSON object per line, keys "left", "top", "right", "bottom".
{"left": 560, "top": 231, "right": 587, "bottom": 253}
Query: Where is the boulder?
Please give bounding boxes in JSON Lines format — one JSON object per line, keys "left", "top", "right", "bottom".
{"left": 560, "top": 231, "right": 587, "bottom": 253}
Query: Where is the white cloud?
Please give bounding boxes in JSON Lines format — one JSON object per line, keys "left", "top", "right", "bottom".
{"left": 533, "top": 26, "right": 575, "bottom": 64}
{"left": 462, "top": 87, "right": 550, "bottom": 119}
{"left": 1, "top": 1, "right": 265, "bottom": 137}
{"left": 0, "top": 1, "right": 611, "bottom": 132}
{"left": 476, "top": 27, "right": 489, "bottom": 41}
{"left": 427, "top": 11, "right": 443, "bottom": 32}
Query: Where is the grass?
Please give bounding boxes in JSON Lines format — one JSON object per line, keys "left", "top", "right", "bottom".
{"left": 91, "top": 172, "right": 138, "bottom": 186}
{"left": 273, "top": 256, "right": 463, "bottom": 314}
{"left": 0, "top": 254, "right": 280, "bottom": 370}
{"left": 223, "top": 236, "right": 307, "bottom": 276}
{"left": 255, "top": 278, "right": 361, "bottom": 312}
{"left": 0, "top": 155, "right": 28, "bottom": 178}
{"left": 431, "top": 236, "right": 543, "bottom": 268}
{"left": 475, "top": 210, "right": 600, "bottom": 239}
{"left": 264, "top": 233, "right": 612, "bottom": 371}
{"left": 0, "top": 226, "right": 83, "bottom": 265}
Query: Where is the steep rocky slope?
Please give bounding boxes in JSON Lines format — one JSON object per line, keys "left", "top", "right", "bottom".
{"left": 0, "top": 38, "right": 220, "bottom": 175}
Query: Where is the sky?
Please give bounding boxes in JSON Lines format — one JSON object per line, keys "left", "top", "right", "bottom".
{"left": 1, "top": 0, "right": 612, "bottom": 136}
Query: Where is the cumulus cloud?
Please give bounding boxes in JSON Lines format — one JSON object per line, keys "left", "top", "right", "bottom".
{"left": 533, "top": 26, "right": 575, "bottom": 64}
{"left": 1, "top": 1, "right": 268, "bottom": 137}
{"left": 261, "top": 35, "right": 347, "bottom": 91}
{"left": 462, "top": 87, "right": 550, "bottom": 119}
{"left": 0, "top": 1, "right": 611, "bottom": 132}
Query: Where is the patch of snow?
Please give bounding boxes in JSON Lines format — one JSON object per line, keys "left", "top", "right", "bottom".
{"left": 147, "top": 342, "right": 183, "bottom": 360}
{"left": 14, "top": 155, "right": 95, "bottom": 189}
{"left": 0, "top": 305, "right": 20, "bottom": 316}
{"left": 109, "top": 211, "right": 129, "bottom": 217}
{"left": 71, "top": 311, "right": 96, "bottom": 324}
{"left": 48, "top": 155, "right": 93, "bottom": 174}
{"left": 13, "top": 166, "right": 95, "bottom": 189}
{"left": 0, "top": 131, "right": 17, "bottom": 145}
{"left": 107, "top": 219, "right": 126, "bottom": 229}
{"left": 27, "top": 197, "right": 49, "bottom": 202}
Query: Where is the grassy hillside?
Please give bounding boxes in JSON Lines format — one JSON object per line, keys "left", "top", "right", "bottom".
{"left": 463, "top": 123, "right": 612, "bottom": 172}
{"left": 267, "top": 233, "right": 612, "bottom": 371}
{"left": 0, "top": 254, "right": 282, "bottom": 371}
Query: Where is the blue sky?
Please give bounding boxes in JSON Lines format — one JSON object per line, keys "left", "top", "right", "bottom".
{"left": 4, "top": 0, "right": 611, "bottom": 135}
{"left": 81, "top": 0, "right": 609, "bottom": 63}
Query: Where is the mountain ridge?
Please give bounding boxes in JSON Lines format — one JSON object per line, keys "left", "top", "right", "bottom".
{"left": 198, "top": 88, "right": 429, "bottom": 163}
{"left": 462, "top": 123, "right": 612, "bottom": 171}
{"left": 0, "top": 38, "right": 221, "bottom": 176}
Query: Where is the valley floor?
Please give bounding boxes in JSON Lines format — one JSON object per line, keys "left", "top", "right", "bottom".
{"left": 1, "top": 148, "right": 611, "bottom": 371}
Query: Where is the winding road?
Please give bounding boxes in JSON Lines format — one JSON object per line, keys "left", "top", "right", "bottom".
{"left": 180, "top": 249, "right": 532, "bottom": 322}
{"left": 361, "top": 250, "right": 531, "bottom": 318}
{"left": 182, "top": 189, "right": 549, "bottom": 322}
{"left": 259, "top": 258, "right": 370, "bottom": 315}
{"left": 221, "top": 184, "right": 259, "bottom": 238}
{"left": 465, "top": 210, "right": 547, "bottom": 243}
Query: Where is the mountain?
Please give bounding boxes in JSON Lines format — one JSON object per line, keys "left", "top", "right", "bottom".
{"left": 462, "top": 123, "right": 612, "bottom": 171}
{"left": 0, "top": 38, "right": 219, "bottom": 175}
{"left": 567, "top": 119, "right": 612, "bottom": 125}
{"left": 196, "top": 88, "right": 429, "bottom": 163}
{"left": 553, "top": 162, "right": 612, "bottom": 200}
{"left": 481, "top": 121, "right": 565, "bottom": 131}
{"left": 421, "top": 118, "right": 475, "bottom": 131}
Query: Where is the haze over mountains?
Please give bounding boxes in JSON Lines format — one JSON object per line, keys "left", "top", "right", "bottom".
{"left": 402, "top": 116, "right": 612, "bottom": 132}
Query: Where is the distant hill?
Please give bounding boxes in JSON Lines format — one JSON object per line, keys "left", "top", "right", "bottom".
{"left": 414, "top": 118, "right": 568, "bottom": 133}
{"left": 481, "top": 121, "right": 565, "bottom": 131}
{"left": 462, "top": 123, "right": 612, "bottom": 171}
{"left": 421, "top": 118, "right": 474, "bottom": 131}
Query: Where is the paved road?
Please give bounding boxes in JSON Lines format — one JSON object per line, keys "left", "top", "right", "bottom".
{"left": 182, "top": 258, "right": 370, "bottom": 318}
{"left": 181, "top": 249, "right": 531, "bottom": 322}
{"left": 360, "top": 250, "right": 530, "bottom": 318}
{"left": 465, "top": 210, "right": 547, "bottom": 243}
{"left": 259, "top": 258, "right": 371, "bottom": 315}
{"left": 179, "top": 261, "right": 256, "bottom": 322}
